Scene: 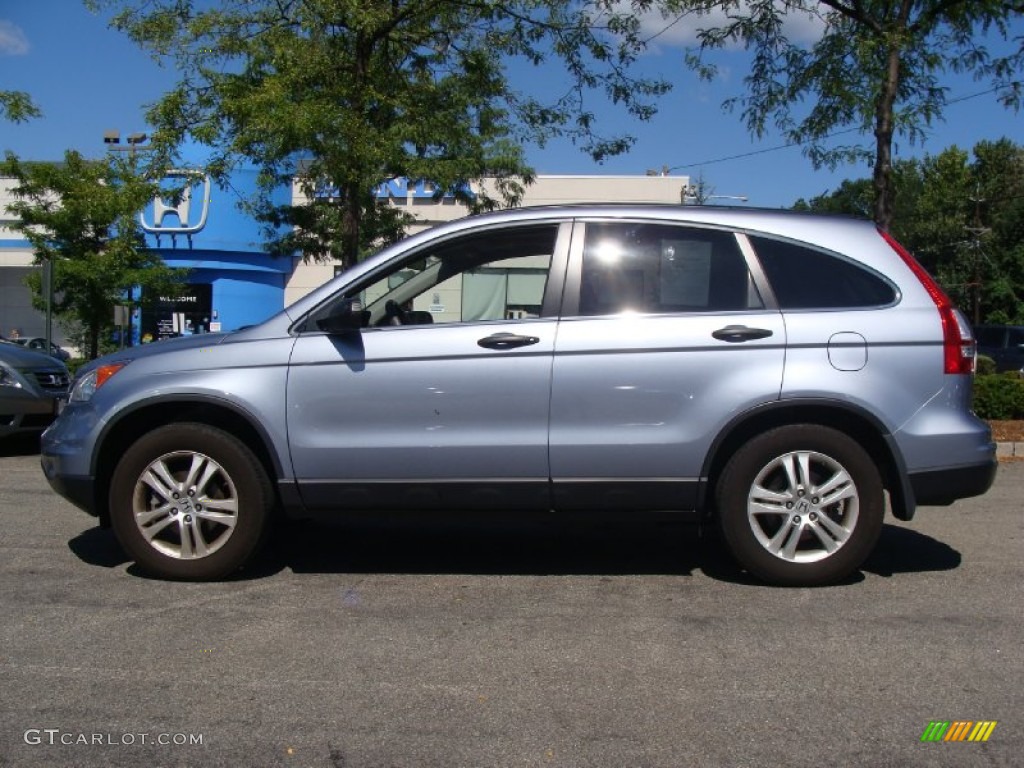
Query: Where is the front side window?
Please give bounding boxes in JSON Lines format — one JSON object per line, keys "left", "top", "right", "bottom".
{"left": 312, "top": 225, "right": 558, "bottom": 329}
{"left": 578, "top": 223, "right": 763, "bottom": 316}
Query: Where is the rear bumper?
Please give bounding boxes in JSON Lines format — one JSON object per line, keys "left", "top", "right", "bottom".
{"left": 908, "top": 459, "right": 998, "bottom": 507}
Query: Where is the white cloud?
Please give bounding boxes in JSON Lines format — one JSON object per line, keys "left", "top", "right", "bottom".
{"left": 627, "top": 2, "right": 827, "bottom": 50}
{"left": 0, "top": 20, "right": 30, "bottom": 56}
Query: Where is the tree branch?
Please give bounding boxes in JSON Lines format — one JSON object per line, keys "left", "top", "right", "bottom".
{"left": 910, "top": 0, "right": 981, "bottom": 34}
{"left": 816, "top": 0, "right": 880, "bottom": 33}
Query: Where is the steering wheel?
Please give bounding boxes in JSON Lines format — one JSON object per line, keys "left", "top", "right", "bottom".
{"left": 384, "top": 299, "right": 407, "bottom": 326}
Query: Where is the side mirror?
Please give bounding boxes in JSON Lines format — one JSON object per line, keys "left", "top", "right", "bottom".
{"left": 316, "top": 298, "right": 368, "bottom": 335}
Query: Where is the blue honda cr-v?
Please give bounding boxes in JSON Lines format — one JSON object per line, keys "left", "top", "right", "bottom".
{"left": 41, "top": 205, "right": 997, "bottom": 585}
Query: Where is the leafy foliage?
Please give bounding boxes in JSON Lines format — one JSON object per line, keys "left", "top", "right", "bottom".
{"left": 677, "top": 0, "right": 1024, "bottom": 230}
{"left": 792, "top": 178, "right": 873, "bottom": 217}
{"left": 0, "top": 91, "right": 41, "bottom": 123}
{"left": 973, "top": 373, "right": 1024, "bottom": 420}
{"left": 1, "top": 151, "right": 182, "bottom": 359}
{"left": 94, "top": 0, "right": 675, "bottom": 268}
{"left": 976, "top": 355, "right": 998, "bottom": 377}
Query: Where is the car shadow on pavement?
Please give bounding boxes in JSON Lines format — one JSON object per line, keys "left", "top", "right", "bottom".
{"left": 860, "top": 522, "right": 962, "bottom": 576}
{"left": 65, "top": 517, "right": 961, "bottom": 584}
{"left": 67, "top": 527, "right": 132, "bottom": 569}
{"left": 0, "top": 433, "right": 42, "bottom": 457}
{"left": 251, "top": 517, "right": 962, "bottom": 584}
{"left": 255, "top": 516, "right": 713, "bottom": 578}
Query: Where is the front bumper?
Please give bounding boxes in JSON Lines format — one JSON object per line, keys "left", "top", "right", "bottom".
{"left": 39, "top": 401, "right": 103, "bottom": 519}
{"left": 0, "top": 390, "right": 59, "bottom": 437}
{"left": 40, "top": 452, "right": 99, "bottom": 517}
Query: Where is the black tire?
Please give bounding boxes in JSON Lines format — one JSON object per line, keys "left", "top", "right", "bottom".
{"left": 716, "top": 425, "right": 884, "bottom": 587}
{"left": 109, "top": 423, "right": 273, "bottom": 580}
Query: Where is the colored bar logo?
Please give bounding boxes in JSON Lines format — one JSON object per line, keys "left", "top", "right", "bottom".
{"left": 921, "top": 721, "right": 997, "bottom": 742}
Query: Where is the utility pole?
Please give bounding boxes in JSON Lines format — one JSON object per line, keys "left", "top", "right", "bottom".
{"left": 966, "top": 184, "right": 990, "bottom": 327}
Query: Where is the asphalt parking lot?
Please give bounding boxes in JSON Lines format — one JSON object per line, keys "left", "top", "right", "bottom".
{"left": 1, "top": 435, "right": 1021, "bottom": 768}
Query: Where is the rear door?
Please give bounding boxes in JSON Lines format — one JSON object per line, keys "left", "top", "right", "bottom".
{"left": 548, "top": 219, "right": 786, "bottom": 510}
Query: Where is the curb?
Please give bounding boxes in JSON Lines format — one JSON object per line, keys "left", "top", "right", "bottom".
{"left": 996, "top": 442, "right": 1024, "bottom": 458}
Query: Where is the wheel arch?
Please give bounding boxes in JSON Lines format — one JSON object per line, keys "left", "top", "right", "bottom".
{"left": 700, "top": 399, "right": 914, "bottom": 521}
{"left": 92, "top": 396, "right": 286, "bottom": 527}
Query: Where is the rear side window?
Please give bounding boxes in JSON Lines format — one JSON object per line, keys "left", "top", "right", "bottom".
{"left": 580, "top": 223, "right": 763, "bottom": 315}
{"left": 750, "top": 235, "right": 897, "bottom": 309}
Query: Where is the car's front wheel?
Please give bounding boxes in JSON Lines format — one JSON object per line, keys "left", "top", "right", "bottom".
{"left": 716, "top": 425, "right": 884, "bottom": 587}
{"left": 109, "top": 423, "right": 273, "bottom": 580}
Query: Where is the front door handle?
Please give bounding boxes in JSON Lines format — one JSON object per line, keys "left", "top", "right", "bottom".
{"left": 712, "top": 325, "right": 773, "bottom": 343}
{"left": 477, "top": 333, "right": 540, "bottom": 350}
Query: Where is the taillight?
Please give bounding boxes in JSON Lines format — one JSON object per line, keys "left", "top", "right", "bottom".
{"left": 880, "top": 230, "right": 976, "bottom": 374}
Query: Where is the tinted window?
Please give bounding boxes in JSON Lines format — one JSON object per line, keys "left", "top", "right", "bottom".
{"left": 750, "top": 236, "right": 896, "bottom": 309}
{"left": 579, "top": 223, "right": 762, "bottom": 315}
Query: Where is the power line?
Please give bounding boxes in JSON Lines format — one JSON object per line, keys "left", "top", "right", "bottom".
{"left": 667, "top": 132, "right": 852, "bottom": 172}
{"left": 667, "top": 82, "right": 1022, "bottom": 172}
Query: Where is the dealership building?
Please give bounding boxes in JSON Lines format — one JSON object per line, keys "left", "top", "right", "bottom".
{"left": 2, "top": 171, "right": 689, "bottom": 347}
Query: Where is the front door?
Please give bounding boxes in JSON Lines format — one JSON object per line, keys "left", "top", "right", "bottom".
{"left": 287, "top": 222, "right": 569, "bottom": 512}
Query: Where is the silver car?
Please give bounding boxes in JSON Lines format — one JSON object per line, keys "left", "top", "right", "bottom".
{"left": 40, "top": 205, "right": 997, "bottom": 585}
{"left": 1, "top": 341, "right": 70, "bottom": 439}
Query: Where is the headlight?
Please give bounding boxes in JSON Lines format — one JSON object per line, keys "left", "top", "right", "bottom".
{"left": 0, "top": 362, "right": 23, "bottom": 389}
{"left": 69, "top": 362, "right": 130, "bottom": 403}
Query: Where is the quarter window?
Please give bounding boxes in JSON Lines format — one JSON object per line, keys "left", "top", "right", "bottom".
{"left": 750, "top": 235, "right": 897, "bottom": 309}
{"left": 579, "top": 223, "right": 762, "bottom": 315}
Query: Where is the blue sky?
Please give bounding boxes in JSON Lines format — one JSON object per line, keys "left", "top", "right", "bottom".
{"left": 2, "top": 2, "right": 1022, "bottom": 209}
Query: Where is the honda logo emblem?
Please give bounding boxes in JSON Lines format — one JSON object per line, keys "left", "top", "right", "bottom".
{"left": 140, "top": 171, "right": 211, "bottom": 234}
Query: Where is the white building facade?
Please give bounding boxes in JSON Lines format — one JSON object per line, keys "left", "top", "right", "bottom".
{"left": 0, "top": 180, "right": 46, "bottom": 342}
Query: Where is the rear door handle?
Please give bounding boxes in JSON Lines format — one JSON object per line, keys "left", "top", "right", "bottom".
{"left": 712, "top": 325, "right": 773, "bottom": 343}
{"left": 477, "top": 333, "right": 540, "bottom": 350}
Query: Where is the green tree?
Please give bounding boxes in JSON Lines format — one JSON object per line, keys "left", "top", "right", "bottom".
{"left": 94, "top": 0, "right": 674, "bottom": 269}
{"left": 890, "top": 148, "right": 976, "bottom": 312}
{"left": 677, "top": 0, "right": 1023, "bottom": 230}
{"left": 0, "top": 91, "right": 41, "bottom": 123}
{"left": 2, "top": 151, "right": 182, "bottom": 359}
{"left": 793, "top": 178, "right": 874, "bottom": 217}
{"left": 969, "top": 138, "right": 1024, "bottom": 324}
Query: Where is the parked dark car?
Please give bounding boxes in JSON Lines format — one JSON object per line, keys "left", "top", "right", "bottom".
{"left": 11, "top": 336, "right": 72, "bottom": 362}
{"left": 0, "top": 341, "right": 71, "bottom": 439}
{"left": 974, "top": 324, "right": 1024, "bottom": 373}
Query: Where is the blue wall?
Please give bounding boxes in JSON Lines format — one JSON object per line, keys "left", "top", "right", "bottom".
{"left": 139, "top": 164, "right": 294, "bottom": 335}
{"left": 155, "top": 250, "right": 292, "bottom": 331}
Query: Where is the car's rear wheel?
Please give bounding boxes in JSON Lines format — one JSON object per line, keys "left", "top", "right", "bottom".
{"left": 109, "top": 423, "right": 272, "bottom": 580}
{"left": 716, "top": 425, "right": 884, "bottom": 587}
